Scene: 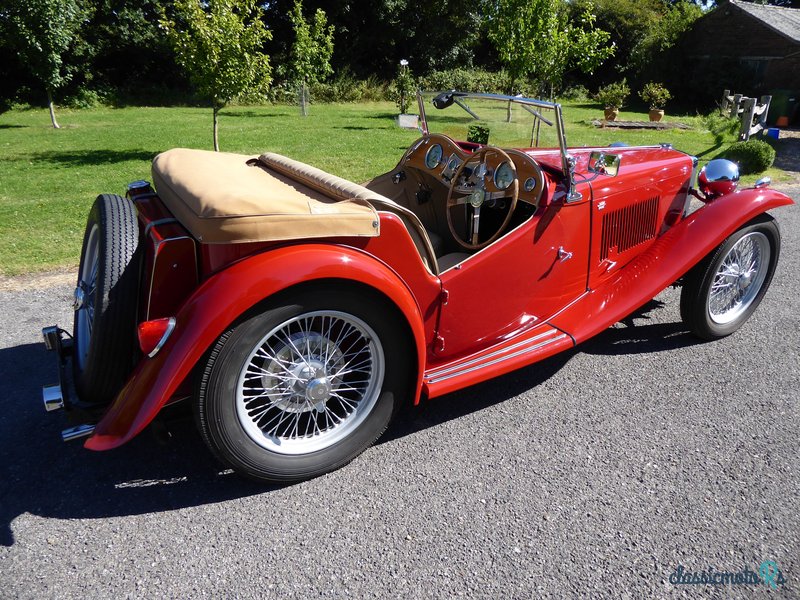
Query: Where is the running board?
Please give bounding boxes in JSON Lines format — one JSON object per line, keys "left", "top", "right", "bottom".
{"left": 423, "top": 324, "right": 574, "bottom": 398}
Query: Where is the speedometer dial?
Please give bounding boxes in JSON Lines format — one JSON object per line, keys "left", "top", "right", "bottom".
{"left": 493, "top": 161, "right": 515, "bottom": 190}
{"left": 425, "top": 144, "right": 443, "bottom": 169}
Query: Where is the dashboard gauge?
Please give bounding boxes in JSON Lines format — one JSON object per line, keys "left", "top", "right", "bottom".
{"left": 524, "top": 177, "right": 536, "bottom": 192}
{"left": 493, "top": 161, "right": 515, "bottom": 190}
{"left": 425, "top": 144, "right": 443, "bottom": 169}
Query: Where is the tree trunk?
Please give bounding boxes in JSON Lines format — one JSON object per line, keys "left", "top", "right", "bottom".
{"left": 47, "top": 89, "right": 60, "bottom": 129}
{"left": 213, "top": 106, "right": 219, "bottom": 152}
{"left": 300, "top": 80, "right": 309, "bottom": 117}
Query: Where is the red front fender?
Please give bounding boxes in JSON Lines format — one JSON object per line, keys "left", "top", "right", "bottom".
{"left": 85, "top": 244, "right": 429, "bottom": 451}
{"left": 550, "top": 187, "right": 794, "bottom": 343}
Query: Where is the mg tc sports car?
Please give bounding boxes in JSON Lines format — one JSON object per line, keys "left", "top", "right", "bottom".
{"left": 42, "top": 91, "right": 794, "bottom": 482}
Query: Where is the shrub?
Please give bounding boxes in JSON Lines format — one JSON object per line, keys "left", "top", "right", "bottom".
{"left": 703, "top": 111, "right": 740, "bottom": 145}
{"left": 560, "top": 84, "right": 590, "bottom": 101}
{"left": 596, "top": 80, "right": 630, "bottom": 109}
{"left": 721, "top": 139, "right": 776, "bottom": 174}
{"left": 467, "top": 124, "right": 490, "bottom": 144}
{"left": 419, "top": 68, "right": 511, "bottom": 95}
{"left": 302, "top": 74, "right": 388, "bottom": 104}
{"left": 640, "top": 82, "right": 671, "bottom": 109}
{"left": 388, "top": 60, "right": 416, "bottom": 114}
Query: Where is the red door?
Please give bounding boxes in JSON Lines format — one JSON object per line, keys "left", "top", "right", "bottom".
{"left": 435, "top": 188, "right": 591, "bottom": 362}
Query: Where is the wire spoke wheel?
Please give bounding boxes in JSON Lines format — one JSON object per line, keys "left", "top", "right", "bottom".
{"left": 236, "top": 311, "right": 385, "bottom": 454}
{"left": 680, "top": 215, "right": 780, "bottom": 341}
{"left": 197, "top": 286, "right": 412, "bottom": 482}
{"left": 708, "top": 232, "right": 770, "bottom": 324}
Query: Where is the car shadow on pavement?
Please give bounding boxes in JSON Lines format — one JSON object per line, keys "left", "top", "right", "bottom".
{"left": 0, "top": 342, "right": 276, "bottom": 547}
{"left": 384, "top": 300, "right": 696, "bottom": 444}
{"left": 0, "top": 305, "right": 697, "bottom": 546}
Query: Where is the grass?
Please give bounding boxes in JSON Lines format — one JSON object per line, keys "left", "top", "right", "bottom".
{"left": 0, "top": 100, "right": 790, "bottom": 275}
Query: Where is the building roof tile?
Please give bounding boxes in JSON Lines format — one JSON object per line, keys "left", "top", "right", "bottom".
{"left": 730, "top": 0, "right": 800, "bottom": 44}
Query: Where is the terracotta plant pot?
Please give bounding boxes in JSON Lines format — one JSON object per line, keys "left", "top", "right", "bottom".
{"left": 604, "top": 108, "right": 619, "bottom": 122}
{"left": 649, "top": 109, "right": 665, "bottom": 122}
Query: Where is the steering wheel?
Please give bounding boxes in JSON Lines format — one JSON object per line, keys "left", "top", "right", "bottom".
{"left": 446, "top": 146, "right": 519, "bottom": 251}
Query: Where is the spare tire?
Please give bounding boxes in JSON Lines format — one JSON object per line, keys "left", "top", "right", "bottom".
{"left": 72, "top": 193, "right": 141, "bottom": 405}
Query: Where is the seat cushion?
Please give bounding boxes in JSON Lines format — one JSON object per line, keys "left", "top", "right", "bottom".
{"left": 151, "top": 148, "right": 380, "bottom": 244}
{"left": 438, "top": 252, "right": 471, "bottom": 272}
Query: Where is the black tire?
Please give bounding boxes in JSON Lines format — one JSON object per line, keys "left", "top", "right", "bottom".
{"left": 72, "top": 193, "right": 141, "bottom": 404}
{"left": 680, "top": 214, "right": 780, "bottom": 340}
{"left": 196, "top": 285, "right": 414, "bottom": 483}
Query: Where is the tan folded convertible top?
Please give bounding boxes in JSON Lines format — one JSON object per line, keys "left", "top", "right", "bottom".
{"left": 151, "top": 148, "right": 380, "bottom": 244}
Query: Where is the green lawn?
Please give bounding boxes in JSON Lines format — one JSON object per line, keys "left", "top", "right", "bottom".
{"left": 0, "top": 101, "right": 787, "bottom": 275}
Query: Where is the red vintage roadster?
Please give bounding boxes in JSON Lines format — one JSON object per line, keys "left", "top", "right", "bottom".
{"left": 42, "top": 92, "right": 793, "bottom": 482}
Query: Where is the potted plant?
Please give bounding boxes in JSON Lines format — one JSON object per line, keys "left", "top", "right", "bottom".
{"left": 640, "top": 82, "right": 671, "bottom": 122}
{"left": 596, "top": 80, "right": 630, "bottom": 122}
{"left": 391, "top": 59, "right": 418, "bottom": 129}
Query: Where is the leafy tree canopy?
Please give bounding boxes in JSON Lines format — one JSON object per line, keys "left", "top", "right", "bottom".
{"left": 161, "top": 0, "right": 272, "bottom": 149}
{"left": 1, "top": 0, "right": 88, "bottom": 125}
{"left": 289, "top": 0, "right": 334, "bottom": 86}
{"left": 487, "top": 0, "right": 615, "bottom": 97}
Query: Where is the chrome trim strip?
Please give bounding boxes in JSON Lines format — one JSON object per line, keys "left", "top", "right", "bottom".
{"left": 143, "top": 218, "right": 179, "bottom": 238}
{"left": 62, "top": 424, "right": 96, "bottom": 442}
{"left": 426, "top": 334, "right": 568, "bottom": 384}
{"left": 145, "top": 234, "right": 194, "bottom": 320}
{"left": 148, "top": 317, "right": 176, "bottom": 358}
{"left": 425, "top": 329, "right": 567, "bottom": 384}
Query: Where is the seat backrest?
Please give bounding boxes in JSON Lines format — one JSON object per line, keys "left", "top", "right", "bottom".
{"left": 259, "top": 153, "right": 439, "bottom": 274}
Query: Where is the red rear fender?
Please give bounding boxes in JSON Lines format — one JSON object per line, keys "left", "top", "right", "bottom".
{"left": 551, "top": 187, "right": 794, "bottom": 343}
{"left": 85, "top": 244, "right": 429, "bottom": 451}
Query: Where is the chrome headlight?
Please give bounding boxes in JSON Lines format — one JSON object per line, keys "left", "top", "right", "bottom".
{"left": 698, "top": 159, "right": 739, "bottom": 199}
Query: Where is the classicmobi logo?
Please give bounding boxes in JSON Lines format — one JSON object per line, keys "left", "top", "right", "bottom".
{"left": 669, "top": 560, "right": 786, "bottom": 589}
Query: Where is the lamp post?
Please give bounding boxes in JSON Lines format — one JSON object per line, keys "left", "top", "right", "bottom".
{"left": 399, "top": 59, "right": 409, "bottom": 114}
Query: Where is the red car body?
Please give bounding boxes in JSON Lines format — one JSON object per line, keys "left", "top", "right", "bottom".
{"left": 43, "top": 92, "right": 794, "bottom": 481}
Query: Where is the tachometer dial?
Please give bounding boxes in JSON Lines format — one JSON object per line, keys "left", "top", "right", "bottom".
{"left": 524, "top": 177, "right": 536, "bottom": 192}
{"left": 425, "top": 144, "right": 443, "bottom": 169}
{"left": 493, "top": 161, "right": 515, "bottom": 190}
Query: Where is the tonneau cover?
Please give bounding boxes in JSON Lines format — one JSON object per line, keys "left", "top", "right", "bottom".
{"left": 151, "top": 148, "right": 380, "bottom": 244}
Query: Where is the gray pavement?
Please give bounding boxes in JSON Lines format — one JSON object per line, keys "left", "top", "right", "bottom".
{"left": 0, "top": 188, "right": 797, "bottom": 599}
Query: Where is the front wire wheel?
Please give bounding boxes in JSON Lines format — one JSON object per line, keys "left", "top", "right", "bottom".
{"left": 681, "top": 214, "right": 781, "bottom": 340}
{"left": 196, "top": 286, "right": 413, "bottom": 482}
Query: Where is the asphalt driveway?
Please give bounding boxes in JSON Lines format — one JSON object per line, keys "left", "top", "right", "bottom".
{"left": 1, "top": 187, "right": 797, "bottom": 598}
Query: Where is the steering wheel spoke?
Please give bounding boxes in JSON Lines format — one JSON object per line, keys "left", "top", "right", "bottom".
{"left": 470, "top": 204, "right": 481, "bottom": 246}
{"left": 446, "top": 146, "right": 518, "bottom": 251}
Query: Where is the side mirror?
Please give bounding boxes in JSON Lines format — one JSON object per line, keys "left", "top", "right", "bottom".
{"left": 588, "top": 151, "right": 621, "bottom": 177}
{"left": 432, "top": 92, "right": 455, "bottom": 109}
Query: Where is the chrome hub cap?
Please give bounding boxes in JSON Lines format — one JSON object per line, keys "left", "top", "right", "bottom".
{"left": 73, "top": 285, "right": 86, "bottom": 310}
{"left": 236, "top": 311, "right": 385, "bottom": 454}
{"left": 708, "top": 232, "right": 770, "bottom": 325}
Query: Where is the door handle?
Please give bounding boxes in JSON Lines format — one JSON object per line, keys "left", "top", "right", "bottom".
{"left": 557, "top": 246, "right": 573, "bottom": 262}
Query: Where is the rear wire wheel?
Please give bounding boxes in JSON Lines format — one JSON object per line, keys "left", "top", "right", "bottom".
{"left": 196, "top": 286, "right": 414, "bottom": 482}
{"left": 680, "top": 214, "right": 780, "bottom": 340}
{"left": 72, "top": 194, "right": 140, "bottom": 404}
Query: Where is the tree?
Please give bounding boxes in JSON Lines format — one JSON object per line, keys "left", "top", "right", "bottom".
{"left": 161, "top": 0, "right": 272, "bottom": 151}
{"left": 83, "top": 0, "right": 186, "bottom": 103}
{"left": 2, "top": 0, "right": 86, "bottom": 128}
{"left": 289, "top": 0, "right": 334, "bottom": 116}
{"left": 486, "top": 0, "right": 614, "bottom": 99}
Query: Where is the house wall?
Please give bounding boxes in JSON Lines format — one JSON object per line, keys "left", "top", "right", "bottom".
{"left": 685, "top": 2, "right": 800, "bottom": 92}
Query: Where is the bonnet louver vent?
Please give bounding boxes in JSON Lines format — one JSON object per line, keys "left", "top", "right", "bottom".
{"left": 600, "top": 196, "right": 659, "bottom": 261}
